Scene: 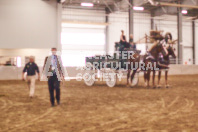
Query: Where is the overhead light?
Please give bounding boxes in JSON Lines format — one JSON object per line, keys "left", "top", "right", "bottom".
{"left": 81, "top": 3, "right": 94, "bottom": 7}
{"left": 133, "top": 6, "right": 144, "bottom": 11}
{"left": 181, "top": 10, "right": 188, "bottom": 14}
{"left": 57, "top": 0, "right": 65, "bottom": 3}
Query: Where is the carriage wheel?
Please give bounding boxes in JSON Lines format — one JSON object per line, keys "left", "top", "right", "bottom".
{"left": 105, "top": 69, "right": 117, "bottom": 87}
{"left": 128, "top": 71, "right": 139, "bottom": 87}
{"left": 84, "top": 63, "right": 95, "bottom": 86}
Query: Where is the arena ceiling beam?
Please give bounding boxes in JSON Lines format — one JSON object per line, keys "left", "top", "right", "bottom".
{"left": 63, "top": 0, "right": 122, "bottom": 9}
{"left": 177, "top": 0, "right": 183, "bottom": 64}
{"left": 129, "top": 0, "right": 134, "bottom": 37}
{"left": 152, "top": 6, "right": 177, "bottom": 16}
{"left": 105, "top": 7, "right": 109, "bottom": 53}
{"left": 150, "top": 11, "right": 155, "bottom": 30}
{"left": 135, "top": 0, "right": 198, "bottom": 17}
{"left": 192, "top": 21, "right": 196, "bottom": 64}
{"left": 159, "top": 2, "right": 198, "bottom": 9}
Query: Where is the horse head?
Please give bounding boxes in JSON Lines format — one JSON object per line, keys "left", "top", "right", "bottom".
{"left": 156, "top": 42, "right": 168, "bottom": 57}
{"left": 165, "top": 32, "right": 177, "bottom": 58}
{"left": 167, "top": 45, "right": 176, "bottom": 58}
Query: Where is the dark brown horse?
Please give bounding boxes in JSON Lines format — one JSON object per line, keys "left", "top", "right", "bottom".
{"left": 127, "top": 49, "right": 141, "bottom": 86}
{"left": 143, "top": 41, "right": 168, "bottom": 88}
{"left": 127, "top": 41, "right": 168, "bottom": 87}
{"left": 157, "top": 45, "right": 176, "bottom": 88}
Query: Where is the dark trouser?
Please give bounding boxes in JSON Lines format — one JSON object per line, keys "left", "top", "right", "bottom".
{"left": 48, "top": 74, "right": 60, "bottom": 105}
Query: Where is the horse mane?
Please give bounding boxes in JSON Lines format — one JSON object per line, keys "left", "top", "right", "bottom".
{"left": 149, "top": 41, "right": 158, "bottom": 52}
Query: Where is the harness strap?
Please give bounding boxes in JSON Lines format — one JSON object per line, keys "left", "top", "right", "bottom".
{"left": 157, "top": 61, "right": 169, "bottom": 68}
{"left": 146, "top": 56, "right": 155, "bottom": 60}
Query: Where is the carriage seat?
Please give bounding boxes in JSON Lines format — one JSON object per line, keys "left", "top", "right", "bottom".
{"left": 115, "top": 42, "right": 121, "bottom": 51}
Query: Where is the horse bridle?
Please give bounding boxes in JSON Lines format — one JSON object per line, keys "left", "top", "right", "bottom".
{"left": 157, "top": 42, "right": 168, "bottom": 56}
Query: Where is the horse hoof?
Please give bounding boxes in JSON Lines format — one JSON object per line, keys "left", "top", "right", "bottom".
{"left": 157, "top": 85, "right": 162, "bottom": 88}
{"left": 165, "top": 85, "right": 170, "bottom": 88}
{"left": 153, "top": 86, "right": 156, "bottom": 89}
{"left": 127, "top": 84, "right": 133, "bottom": 88}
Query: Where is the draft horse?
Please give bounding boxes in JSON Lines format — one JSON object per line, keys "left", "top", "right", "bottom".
{"left": 127, "top": 40, "right": 168, "bottom": 87}
{"left": 157, "top": 33, "right": 177, "bottom": 88}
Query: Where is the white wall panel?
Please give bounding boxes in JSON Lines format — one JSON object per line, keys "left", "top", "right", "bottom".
{"left": 62, "top": 8, "right": 105, "bottom": 23}
{"left": 0, "top": 0, "right": 58, "bottom": 49}
{"left": 134, "top": 13, "right": 151, "bottom": 41}
{"left": 0, "top": 49, "right": 50, "bottom": 66}
{"left": 1, "top": 65, "right": 198, "bottom": 80}
{"left": 182, "top": 21, "right": 193, "bottom": 65}
{"left": 154, "top": 18, "right": 177, "bottom": 40}
{"left": 61, "top": 9, "right": 106, "bottom": 66}
{"left": 182, "top": 22, "right": 192, "bottom": 47}
{"left": 195, "top": 20, "right": 198, "bottom": 65}
{"left": 183, "top": 48, "right": 193, "bottom": 65}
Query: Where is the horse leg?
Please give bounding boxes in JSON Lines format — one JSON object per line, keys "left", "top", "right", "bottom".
{"left": 127, "top": 70, "right": 130, "bottom": 85}
{"left": 144, "top": 72, "right": 147, "bottom": 87}
{"left": 130, "top": 70, "right": 137, "bottom": 83}
{"left": 147, "top": 70, "right": 151, "bottom": 88}
{"left": 157, "top": 71, "right": 162, "bottom": 88}
{"left": 165, "top": 71, "right": 169, "bottom": 88}
{"left": 152, "top": 70, "right": 156, "bottom": 88}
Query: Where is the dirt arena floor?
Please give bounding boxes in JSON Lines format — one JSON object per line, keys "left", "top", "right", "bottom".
{"left": 0, "top": 74, "right": 198, "bottom": 132}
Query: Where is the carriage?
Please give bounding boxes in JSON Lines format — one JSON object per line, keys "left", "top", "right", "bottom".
{"left": 83, "top": 52, "right": 140, "bottom": 87}
{"left": 83, "top": 38, "right": 144, "bottom": 88}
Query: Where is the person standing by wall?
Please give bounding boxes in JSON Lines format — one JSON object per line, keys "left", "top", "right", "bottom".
{"left": 43, "top": 48, "right": 65, "bottom": 107}
{"left": 22, "top": 56, "right": 40, "bottom": 98}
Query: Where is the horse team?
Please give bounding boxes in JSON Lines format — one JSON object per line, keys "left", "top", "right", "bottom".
{"left": 127, "top": 32, "right": 177, "bottom": 88}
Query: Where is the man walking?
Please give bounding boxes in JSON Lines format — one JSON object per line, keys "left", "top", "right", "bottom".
{"left": 43, "top": 48, "right": 65, "bottom": 107}
{"left": 22, "top": 56, "right": 40, "bottom": 98}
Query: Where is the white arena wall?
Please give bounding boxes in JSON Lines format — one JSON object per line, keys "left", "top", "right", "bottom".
{"left": 0, "top": 0, "right": 60, "bottom": 49}
{"left": 0, "top": 49, "right": 51, "bottom": 66}
{"left": 0, "top": 0, "right": 62, "bottom": 68}
{"left": 0, "top": 2, "right": 198, "bottom": 81}
{"left": 0, "top": 65, "right": 198, "bottom": 80}
{"left": 196, "top": 20, "right": 198, "bottom": 65}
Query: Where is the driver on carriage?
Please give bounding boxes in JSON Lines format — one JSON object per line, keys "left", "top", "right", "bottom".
{"left": 119, "top": 30, "right": 136, "bottom": 51}
{"left": 118, "top": 30, "right": 134, "bottom": 69}
{"left": 119, "top": 30, "right": 127, "bottom": 51}
{"left": 129, "top": 34, "right": 136, "bottom": 50}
